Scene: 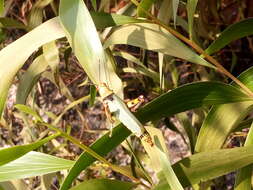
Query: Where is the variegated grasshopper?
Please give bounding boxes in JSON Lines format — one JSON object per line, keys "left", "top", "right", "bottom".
{"left": 97, "top": 83, "right": 153, "bottom": 146}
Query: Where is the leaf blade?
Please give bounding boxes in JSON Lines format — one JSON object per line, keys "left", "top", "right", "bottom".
{"left": 104, "top": 23, "right": 215, "bottom": 69}
{"left": 0, "top": 151, "right": 74, "bottom": 182}
{"left": 205, "top": 18, "right": 253, "bottom": 55}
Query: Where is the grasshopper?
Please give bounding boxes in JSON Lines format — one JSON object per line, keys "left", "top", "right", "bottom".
{"left": 97, "top": 83, "right": 153, "bottom": 146}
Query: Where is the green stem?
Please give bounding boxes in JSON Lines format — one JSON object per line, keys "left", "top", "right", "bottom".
{"left": 39, "top": 122, "right": 140, "bottom": 183}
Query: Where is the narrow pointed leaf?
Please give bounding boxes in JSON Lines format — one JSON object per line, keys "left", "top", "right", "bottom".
{"left": 15, "top": 104, "right": 42, "bottom": 122}
{"left": 0, "top": 17, "right": 65, "bottom": 117}
{"left": 59, "top": 0, "right": 106, "bottom": 85}
{"left": 173, "top": 146, "right": 253, "bottom": 187}
{"left": 172, "top": 0, "right": 179, "bottom": 27}
{"left": 0, "top": 0, "right": 3, "bottom": 16}
{"left": 59, "top": 0, "right": 122, "bottom": 95}
{"left": 104, "top": 23, "right": 215, "bottom": 69}
{"left": 158, "top": 0, "right": 172, "bottom": 24}
{"left": 43, "top": 41, "right": 59, "bottom": 72}
{"left": 195, "top": 67, "right": 253, "bottom": 152}
{"left": 205, "top": 18, "right": 253, "bottom": 55}
{"left": 137, "top": 0, "right": 155, "bottom": 17}
{"left": 90, "top": 12, "right": 145, "bottom": 29}
{"left": 137, "top": 82, "right": 252, "bottom": 122}
{"left": 0, "top": 13, "right": 144, "bottom": 117}
{"left": 187, "top": 0, "right": 198, "bottom": 40}
{"left": 143, "top": 127, "right": 184, "bottom": 190}
{"left": 0, "top": 151, "right": 74, "bottom": 182}
{"left": 16, "top": 55, "right": 48, "bottom": 104}
{"left": 0, "top": 133, "right": 59, "bottom": 167}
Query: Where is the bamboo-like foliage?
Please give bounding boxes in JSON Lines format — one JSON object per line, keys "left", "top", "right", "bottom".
{"left": 0, "top": 0, "right": 253, "bottom": 190}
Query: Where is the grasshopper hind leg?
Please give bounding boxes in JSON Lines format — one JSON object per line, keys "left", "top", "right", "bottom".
{"left": 103, "top": 101, "right": 115, "bottom": 137}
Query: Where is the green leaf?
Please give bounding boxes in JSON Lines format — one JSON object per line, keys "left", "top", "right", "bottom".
{"left": 60, "top": 81, "right": 252, "bottom": 189}
{"left": 0, "top": 180, "right": 28, "bottom": 190}
{"left": 176, "top": 112, "right": 196, "bottom": 153}
{"left": 42, "top": 40, "right": 59, "bottom": 72}
{"left": 0, "top": 17, "right": 65, "bottom": 117}
{"left": 59, "top": 0, "right": 123, "bottom": 96}
{"left": 137, "top": 0, "right": 155, "bottom": 17}
{"left": 137, "top": 82, "right": 252, "bottom": 122}
{"left": 0, "top": 133, "right": 59, "bottom": 167}
{"left": 143, "top": 127, "right": 184, "bottom": 190}
{"left": 60, "top": 124, "right": 130, "bottom": 190}
{"left": 205, "top": 18, "right": 253, "bottom": 55}
{"left": 28, "top": 0, "right": 54, "bottom": 30}
{"left": 0, "top": 12, "right": 145, "bottom": 118}
{"left": 59, "top": 0, "right": 106, "bottom": 85}
{"left": 172, "top": 0, "right": 179, "bottom": 27}
{"left": 157, "top": 0, "right": 172, "bottom": 24}
{"left": 53, "top": 95, "right": 89, "bottom": 125}
{"left": 195, "top": 67, "right": 253, "bottom": 152}
{"left": 186, "top": 0, "right": 198, "bottom": 40}
{"left": 0, "top": 18, "right": 26, "bottom": 29}
{"left": 90, "top": 12, "right": 145, "bottom": 29}
{"left": 195, "top": 102, "right": 253, "bottom": 152}
{"left": 89, "top": 85, "right": 97, "bottom": 107}
{"left": 173, "top": 146, "right": 253, "bottom": 187}
{"left": 16, "top": 55, "right": 48, "bottom": 104}
{"left": 90, "top": 0, "right": 97, "bottom": 11}
{"left": 0, "top": 0, "right": 4, "bottom": 16}
{"left": 114, "top": 51, "right": 160, "bottom": 84}
{"left": 15, "top": 104, "right": 42, "bottom": 122}
{"left": 104, "top": 23, "right": 215, "bottom": 69}
{"left": 0, "top": 151, "right": 74, "bottom": 182}
{"left": 234, "top": 121, "right": 253, "bottom": 190}
{"left": 70, "top": 179, "right": 135, "bottom": 190}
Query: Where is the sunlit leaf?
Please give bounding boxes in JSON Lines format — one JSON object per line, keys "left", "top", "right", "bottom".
{"left": 15, "top": 104, "right": 42, "bottom": 122}
{"left": 59, "top": 0, "right": 123, "bottom": 96}
{"left": 0, "top": 151, "right": 74, "bottom": 182}
{"left": 173, "top": 146, "right": 253, "bottom": 187}
{"left": 0, "top": 12, "right": 145, "bottom": 117}
{"left": 104, "top": 23, "right": 215, "bottom": 69}
{"left": 42, "top": 40, "right": 59, "bottom": 72}
{"left": 195, "top": 67, "right": 253, "bottom": 152}
{"left": 234, "top": 121, "right": 253, "bottom": 190}
{"left": 16, "top": 55, "right": 48, "bottom": 104}
{"left": 0, "top": 17, "right": 65, "bottom": 117}
{"left": 143, "top": 127, "right": 184, "bottom": 190}
{"left": 0, "top": 134, "right": 59, "bottom": 167}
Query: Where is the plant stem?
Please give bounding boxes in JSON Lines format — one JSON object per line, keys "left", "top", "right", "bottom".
{"left": 131, "top": 0, "right": 253, "bottom": 98}
{"left": 39, "top": 122, "right": 140, "bottom": 183}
